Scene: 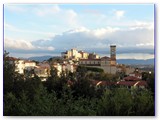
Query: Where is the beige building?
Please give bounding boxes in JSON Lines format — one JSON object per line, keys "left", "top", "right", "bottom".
{"left": 61, "top": 48, "right": 84, "bottom": 60}
{"left": 79, "top": 45, "right": 117, "bottom": 74}
{"left": 34, "top": 66, "right": 50, "bottom": 81}
{"left": 125, "top": 66, "right": 135, "bottom": 75}
{"left": 53, "top": 62, "right": 77, "bottom": 76}
{"left": 61, "top": 48, "right": 100, "bottom": 60}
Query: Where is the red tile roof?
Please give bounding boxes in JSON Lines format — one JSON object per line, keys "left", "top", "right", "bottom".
{"left": 101, "top": 56, "right": 111, "bottom": 60}
{"left": 123, "top": 76, "right": 141, "bottom": 81}
{"left": 118, "top": 80, "right": 147, "bottom": 87}
{"left": 90, "top": 80, "right": 115, "bottom": 86}
{"left": 5, "top": 57, "right": 18, "bottom": 61}
{"left": 117, "top": 81, "right": 136, "bottom": 86}
{"left": 136, "top": 81, "right": 148, "bottom": 87}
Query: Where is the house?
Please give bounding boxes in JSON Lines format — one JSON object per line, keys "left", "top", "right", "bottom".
{"left": 24, "top": 61, "right": 36, "bottom": 71}
{"left": 52, "top": 62, "right": 77, "bottom": 76}
{"left": 129, "top": 72, "right": 142, "bottom": 79}
{"left": 34, "top": 66, "right": 50, "bottom": 81}
{"left": 5, "top": 57, "right": 36, "bottom": 75}
{"left": 116, "top": 75, "right": 147, "bottom": 89}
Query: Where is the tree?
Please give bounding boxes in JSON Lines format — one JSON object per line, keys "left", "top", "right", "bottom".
{"left": 3, "top": 51, "right": 23, "bottom": 94}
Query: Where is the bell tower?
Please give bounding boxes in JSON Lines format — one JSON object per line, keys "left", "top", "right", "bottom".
{"left": 110, "top": 45, "right": 116, "bottom": 60}
{"left": 110, "top": 45, "right": 116, "bottom": 65}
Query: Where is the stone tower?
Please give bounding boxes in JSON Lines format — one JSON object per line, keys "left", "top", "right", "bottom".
{"left": 110, "top": 45, "right": 116, "bottom": 65}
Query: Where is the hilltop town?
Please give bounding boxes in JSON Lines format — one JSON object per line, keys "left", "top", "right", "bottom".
{"left": 4, "top": 45, "right": 155, "bottom": 116}
{"left": 5, "top": 45, "right": 154, "bottom": 89}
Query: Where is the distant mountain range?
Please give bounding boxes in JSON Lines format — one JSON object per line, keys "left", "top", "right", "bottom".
{"left": 28, "top": 56, "right": 154, "bottom": 65}
{"left": 28, "top": 56, "right": 53, "bottom": 62}
{"left": 117, "top": 59, "right": 154, "bottom": 65}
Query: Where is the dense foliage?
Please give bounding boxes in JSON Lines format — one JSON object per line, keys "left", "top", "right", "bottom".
{"left": 85, "top": 66, "right": 104, "bottom": 73}
{"left": 3, "top": 52, "right": 155, "bottom": 116}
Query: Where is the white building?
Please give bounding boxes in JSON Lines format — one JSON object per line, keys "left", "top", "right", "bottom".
{"left": 6, "top": 57, "right": 37, "bottom": 74}
{"left": 53, "top": 62, "right": 77, "bottom": 76}
{"left": 15, "top": 60, "right": 25, "bottom": 74}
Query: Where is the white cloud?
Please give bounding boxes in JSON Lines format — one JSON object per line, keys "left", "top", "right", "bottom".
{"left": 31, "top": 25, "right": 154, "bottom": 53}
{"left": 5, "top": 38, "right": 35, "bottom": 50}
{"left": 114, "top": 10, "right": 125, "bottom": 19}
{"left": 5, "top": 5, "right": 26, "bottom": 12}
{"left": 34, "top": 5, "right": 60, "bottom": 16}
{"left": 33, "top": 5, "right": 79, "bottom": 28}
{"left": 117, "top": 53, "right": 154, "bottom": 60}
{"left": 5, "top": 24, "right": 154, "bottom": 59}
{"left": 92, "top": 27, "right": 120, "bottom": 39}
{"left": 130, "top": 21, "right": 154, "bottom": 30}
{"left": 5, "top": 23, "right": 55, "bottom": 39}
{"left": 65, "top": 27, "right": 89, "bottom": 34}
{"left": 4, "top": 38, "right": 55, "bottom": 51}
{"left": 136, "top": 43, "right": 154, "bottom": 47}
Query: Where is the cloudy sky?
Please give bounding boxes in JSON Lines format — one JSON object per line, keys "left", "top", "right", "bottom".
{"left": 4, "top": 4, "right": 154, "bottom": 59}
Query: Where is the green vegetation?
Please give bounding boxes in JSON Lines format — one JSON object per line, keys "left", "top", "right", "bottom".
{"left": 3, "top": 52, "right": 155, "bottom": 116}
{"left": 85, "top": 66, "right": 104, "bottom": 73}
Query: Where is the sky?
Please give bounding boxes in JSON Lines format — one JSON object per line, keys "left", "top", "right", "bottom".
{"left": 4, "top": 4, "right": 154, "bottom": 59}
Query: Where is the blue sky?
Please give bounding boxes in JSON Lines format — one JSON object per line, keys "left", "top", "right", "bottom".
{"left": 4, "top": 4, "right": 154, "bottom": 59}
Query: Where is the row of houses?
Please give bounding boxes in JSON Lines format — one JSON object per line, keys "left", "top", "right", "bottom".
{"left": 83, "top": 72, "right": 146, "bottom": 89}
{"left": 6, "top": 57, "right": 77, "bottom": 81}
{"left": 6, "top": 56, "right": 138, "bottom": 80}
{"left": 90, "top": 77, "right": 147, "bottom": 89}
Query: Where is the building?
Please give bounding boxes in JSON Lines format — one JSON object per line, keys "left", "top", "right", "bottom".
{"left": 125, "top": 66, "right": 135, "bottom": 75}
{"left": 61, "top": 48, "right": 85, "bottom": 60}
{"left": 15, "top": 60, "right": 25, "bottom": 74}
{"left": 61, "top": 48, "right": 100, "bottom": 61}
{"left": 34, "top": 66, "right": 50, "bottom": 81}
{"left": 52, "top": 62, "right": 77, "bottom": 76}
{"left": 79, "top": 45, "right": 117, "bottom": 74}
{"left": 117, "top": 76, "right": 147, "bottom": 89}
{"left": 5, "top": 57, "right": 36, "bottom": 74}
{"left": 24, "top": 61, "right": 36, "bottom": 72}
{"left": 129, "top": 72, "right": 142, "bottom": 79}
{"left": 88, "top": 52, "right": 100, "bottom": 59}
{"left": 110, "top": 45, "right": 116, "bottom": 65}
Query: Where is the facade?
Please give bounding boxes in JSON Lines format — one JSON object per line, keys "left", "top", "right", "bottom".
{"left": 125, "top": 66, "right": 135, "bottom": 75}
{"left": 61, "top": 48, "right": 84, "bottom": 60}
{"left": 6, "top": 57, "right": 36, "bottom": 74}
{"left": 24, "top": 61, "right": 36, "bottom": 71}
{"left": 15, "top": 60, "right": 25, "bottom": 74}
{"left": 79, "top": 45, "right": 117, "bottom": 74}
{"left": 61, "top": 48, "right": 99, "bottom": 60}
{"left": 34, "top": 66, "right": 50, "bottom": 81}
{"left": 53, "top": 62, "right": 77, "bottom": 76}
{"left": 129, "top": 72, "right": 142, "bottom": 79}
{"left": 88, "top": 53, "right": 100, "bottom": 59}
{"left": 34, "top": 62, "right": 51, "bottom": 81}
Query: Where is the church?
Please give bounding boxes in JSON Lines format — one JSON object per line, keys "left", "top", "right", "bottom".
{"left": 79, "top": 45, "right": 117, "bottom": 74}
